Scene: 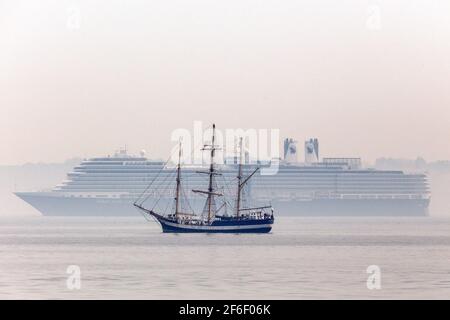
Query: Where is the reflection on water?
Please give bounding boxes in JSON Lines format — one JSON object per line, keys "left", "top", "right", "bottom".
{"left": 1, "top": 216, "right": 450, "bottom": 299}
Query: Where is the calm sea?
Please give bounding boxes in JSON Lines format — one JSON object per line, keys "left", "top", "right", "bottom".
{"left": 1, "top": 216, "right": 450, "bottom": 299}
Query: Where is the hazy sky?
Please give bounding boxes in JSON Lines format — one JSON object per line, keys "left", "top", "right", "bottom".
{"left": 1, "top": 0, "right": 449, "bottom": 165}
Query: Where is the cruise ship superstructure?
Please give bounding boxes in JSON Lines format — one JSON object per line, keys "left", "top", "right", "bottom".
{"left": 15, "top": 140, "right": 430, "bottom": 216}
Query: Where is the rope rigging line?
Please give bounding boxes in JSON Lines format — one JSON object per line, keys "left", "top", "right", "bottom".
{"left": 138, "top": 124, "right": 232, "bottom": 218}
{"left": 134, "top": 148, "right": 179, "bottom": 206}
{"left": 150, "top": 169, "right": 178, "bottom": 211}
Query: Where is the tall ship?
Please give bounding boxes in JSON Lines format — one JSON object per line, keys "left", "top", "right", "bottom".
{"left": 15, "top": 138, "right": 430, "bottom": 216}
{"left": 134, "top": 125, "right": 274, "bottom": 233}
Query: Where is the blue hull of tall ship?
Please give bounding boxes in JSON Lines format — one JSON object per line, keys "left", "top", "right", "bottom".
{"left": 147, "top": 211, "right": 274, "bottom": 233}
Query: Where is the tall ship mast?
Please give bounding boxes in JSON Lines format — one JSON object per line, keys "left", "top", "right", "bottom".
{"left": 134, "top": 124, "right": 275, "bottom": 233}
{"left": 191, "top": 124, "right": 222, "bottom": 223}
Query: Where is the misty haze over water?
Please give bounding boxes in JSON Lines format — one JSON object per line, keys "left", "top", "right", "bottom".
{"left": 1, "top": 0, "right": 450, "bottom": 301}
{"left": 2, "top": 1, "right": 450, "bottom": 166}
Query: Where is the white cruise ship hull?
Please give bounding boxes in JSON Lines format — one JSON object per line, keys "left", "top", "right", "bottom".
{"left": 15, "top": 192, "right": 429, "bottom": 217}
{"left": 15, "top": 192, "right": 138, "bottom": 216}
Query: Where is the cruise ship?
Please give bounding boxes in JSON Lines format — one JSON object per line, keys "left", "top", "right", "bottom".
{"left": 15, "top": 139, "right": 430, "bottom": 216}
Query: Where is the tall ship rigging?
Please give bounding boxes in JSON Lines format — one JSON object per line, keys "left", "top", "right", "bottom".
{"left": 133, "top": 124, "right": 275, "bottom": 233}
